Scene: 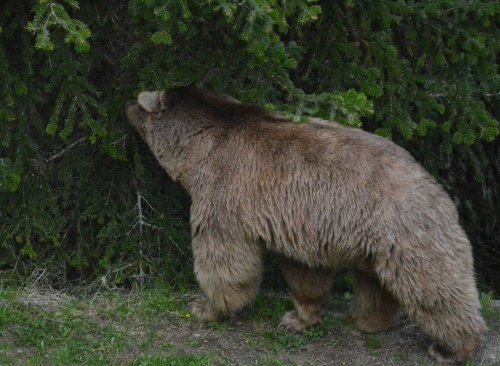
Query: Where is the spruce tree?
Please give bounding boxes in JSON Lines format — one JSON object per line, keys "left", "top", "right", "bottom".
{"left": 1, "top": 0, "right": 498, "bottom": 291}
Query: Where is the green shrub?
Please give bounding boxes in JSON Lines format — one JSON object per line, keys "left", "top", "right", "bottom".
{"left": 0, "top": 0, "right": 498, "bottom": 292}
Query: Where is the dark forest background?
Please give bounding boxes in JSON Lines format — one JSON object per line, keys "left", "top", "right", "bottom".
{"left": 0, "top": 0, "right": 498, "bottom": 294}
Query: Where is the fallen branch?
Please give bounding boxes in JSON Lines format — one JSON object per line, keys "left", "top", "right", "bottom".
{"left": 46, "top": 136, "right": 87, "bottom": 163}
{"left": 136, "top": 191, "right": 147, "bottom": 287}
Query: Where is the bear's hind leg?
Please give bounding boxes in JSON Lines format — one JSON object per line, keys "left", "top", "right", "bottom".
{"left": 375, "top": 247, "right": 486, "bottom": 363}
{"left": 191, "top": 234, "right": 264, "bottom": 322}
{"left": 279, "top": 258, "right": 332, "bottom": 331}
{"left": 406, "top": 295, "right": 484, "bottom": 364}
{"left": 350, "top": 269, "right": 400, "bottom": 333}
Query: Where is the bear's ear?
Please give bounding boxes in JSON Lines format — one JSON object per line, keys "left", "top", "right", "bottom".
{"left": 158, "top": 90, "right": 168, "bottom": 110}
{"left": 138, "top": 91, "right": 161, "bottom": 112}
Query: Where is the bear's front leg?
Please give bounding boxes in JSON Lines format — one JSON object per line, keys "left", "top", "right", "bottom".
{"left": 190, "top": 232, "right": 263, "bottom": 321}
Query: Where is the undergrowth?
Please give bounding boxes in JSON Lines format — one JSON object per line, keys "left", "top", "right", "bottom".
{"left": 0, "top": 285, "right": 497, "bottom": 365}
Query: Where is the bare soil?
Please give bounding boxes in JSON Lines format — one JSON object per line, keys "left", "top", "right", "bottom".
{"left": 122, "top": 298, "right": 500, "bottom": 365}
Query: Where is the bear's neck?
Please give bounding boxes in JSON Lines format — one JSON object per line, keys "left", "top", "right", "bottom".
{"left": 149, "top": 122, "right": 215, "bottom": 194}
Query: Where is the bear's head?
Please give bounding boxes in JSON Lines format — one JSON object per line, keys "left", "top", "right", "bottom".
{"left": 125, "top": 90, "right": 168, "bottom": 141}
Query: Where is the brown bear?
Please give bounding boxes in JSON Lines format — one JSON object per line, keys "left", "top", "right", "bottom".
{"left": 126, "top": 87, "right": 486, "bottom": 364}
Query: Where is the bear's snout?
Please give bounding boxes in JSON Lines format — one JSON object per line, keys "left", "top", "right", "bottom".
{"left": 125, "top": 101, "right": 146, "bottom": 138}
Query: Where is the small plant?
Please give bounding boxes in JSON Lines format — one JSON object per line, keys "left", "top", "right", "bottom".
{"left": 141, "top": 289, "right": 187, "bottom": 316}
{"left": 207, "top": 321, "right": 233, "bottom": 331}
{"left": 365, "top": 335, "right": 383, "bottom": 357}
{"left": 255, "top": 359, "right": 298, "bottom": 366}
{"left": 302, "top": 324, "right": 327, "bottom": 341}
{"left": 251, "top": 295, "right": 292, "bottom": 323}
{"left": 133, "top": 354, "right": 212, "bottom": 366}
{"left": 261, "top": 330, "right": 305, "bottom": 353}
{"left": 394, "top": 352, "right": 407, "bottom": 363}
{"left": 480, "top": 291, "right": 499, "bottom": 324}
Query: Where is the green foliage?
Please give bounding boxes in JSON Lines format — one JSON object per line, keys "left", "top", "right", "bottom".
{"left": 133, "top": 354, "right": 213, "bottom": 366}
{"left": 0, "top": 0, "right": 498, "bottom": 292}
{"left": 251, "top": 295, "right": 292, "bottom": 323}
{"left": 480, "top": 292, "right": 500, "bottom": 324}
{"left": 260, "top": 323, "right": 328, "bottom": 353}
{"left": 260, "top": 330, "right": 306, "bottom": 353}
{"left": 140, "top": 288, "right": 189, "bottom": 317}
{"left": 27, "top": 0, "right": 91, "bottom": 53}
{"left": 366, "top": 336, "right": 382, "bottom": 350}
{"left": 0, "top": 158, "right": 20, "bottom": 192}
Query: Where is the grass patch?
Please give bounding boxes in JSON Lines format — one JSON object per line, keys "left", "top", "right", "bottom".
{"left": 207, "top": 321, "right": 234, "bottom": 331}
{"left": 141, "top": 289, "right": 188, "bottom": 315}
{"left": 260, "top": 330, "right": 306, "bottom": 353}
{"left": 0, "top": 288, "right": 19, "bottom": 301}
{"left": 302, "top": 323, "right": 327, "bottom": 342}
{"left": 0, "top": 286, "right": 215, "bottom": 365}
{"left": 0, "top": 347, "right": 15, "bottom": 365}
{"left": 249, "top": 294, "right": 336, "bottom": 354}
{"left": 394, "top": 351, "right": 407, "bottom": 363}
{"left": 15, "top": 316, "right": 62, "bottom": 347}
{"left": 132, "top": 354, "right": 213, "bottom": 366}
{"left": 0, "top": 287, "right": 126, "bottom": 365}
{"left": 0, "top": 304, "right": 30, "bottom": 327}
{"left": 254, "top": 358, "right": 298, "bottom": 366}
{"left": 480, "top": 292, "right": 499, "bottom": 324}
{"left": 250, "top": 295, "right": 292, "bottom": 323}
{"left": 365, "top": 335, "right": 382, "bottom": 350}
{"left": 17, "top": 310, "right": 125, "bottom": 364}
{"left": 258, "top": 323, "right": 329, "bottom": 353}
{"left": 365, "top": 335, "right": 382, "bottom": 357}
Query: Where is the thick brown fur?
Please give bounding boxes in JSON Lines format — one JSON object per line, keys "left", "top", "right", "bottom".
{"left": 126, "top": 87, "right": 486, "bottom": 364}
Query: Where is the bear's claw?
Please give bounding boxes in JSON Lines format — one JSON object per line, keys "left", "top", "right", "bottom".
{"left": 428, "top": 344, "right": 461, "bottom": 365}
{"left": 191, "top": 296, "right": 219, "bottom": 322}
{"left": 278, "top": 310, "right": 310, "bottom": 332}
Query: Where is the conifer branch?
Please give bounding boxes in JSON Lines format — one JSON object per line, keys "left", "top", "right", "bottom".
{"left": 46, "top": 136, "right": 87, "bottom": 163}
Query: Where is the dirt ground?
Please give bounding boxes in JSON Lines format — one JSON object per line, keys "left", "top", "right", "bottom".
{"left": 145, "top": 300, "right": 500, "bottom": 366}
